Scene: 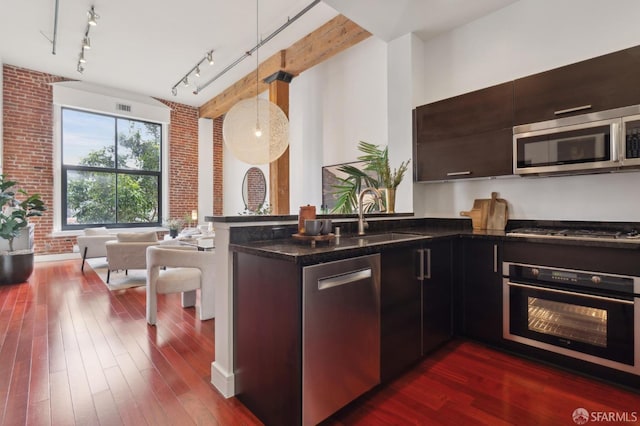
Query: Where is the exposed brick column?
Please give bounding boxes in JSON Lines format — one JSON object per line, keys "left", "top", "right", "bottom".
{"left": 157, "top": 100, "right": 199, "bottom": 222}
{"left": 213, "top": 116, "right": 224, "bottom": 215}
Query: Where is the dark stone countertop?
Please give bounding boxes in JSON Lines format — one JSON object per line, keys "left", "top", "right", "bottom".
{"left": 229, "top": 217, "right": 640, "bottom": 265}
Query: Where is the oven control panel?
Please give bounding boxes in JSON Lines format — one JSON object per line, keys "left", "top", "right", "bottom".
{"left": 507, "top": 263, "right": 635, "bottom": 295}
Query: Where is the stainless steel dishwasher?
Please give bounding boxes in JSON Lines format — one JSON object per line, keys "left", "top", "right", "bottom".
{"left": 302, "top": 254, "right": 381, "bottom": 426}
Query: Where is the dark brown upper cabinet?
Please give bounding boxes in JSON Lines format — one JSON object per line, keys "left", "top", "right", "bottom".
{"left": 514, "top": 45, "right": 640, "bottom": 125}
{"left": 413, "top": 82, "right": 514, "bottom": 182}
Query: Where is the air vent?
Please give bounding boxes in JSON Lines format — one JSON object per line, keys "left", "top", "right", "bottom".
{"left": 116, "top": 103, "right": 131, "bottom": 113}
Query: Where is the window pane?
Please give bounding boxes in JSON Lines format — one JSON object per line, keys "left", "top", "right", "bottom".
{"left": 62, "top": 109, "right": 115, "bottom": 167}
{"left": 116, "top": 174, "right": 159, "bottom": 223}
{"left": 66, "top": 170, "right": 116, "bottom": 225}
{"left": 117, "top": 119, "right": 161, "bottom": 171}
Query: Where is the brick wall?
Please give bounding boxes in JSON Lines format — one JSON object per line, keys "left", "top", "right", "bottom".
{"left": 157, "top": 99, "right": 199, "bottom": 223}
{"left": 2, "top": 65, "right": 71, "bottom": 254}
{"left": 2, "top": 64, "right": 220, "bottom": 255}
{"left": 213, "top": 116, "right": 224, "bottom": 215}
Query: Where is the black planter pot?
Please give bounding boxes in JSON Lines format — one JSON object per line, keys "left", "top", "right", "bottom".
{"left": 169, "top": 229, "right": 178, "bottom": 238}
{"left": 0, "top": 251, "right": 35, "bottom": 285}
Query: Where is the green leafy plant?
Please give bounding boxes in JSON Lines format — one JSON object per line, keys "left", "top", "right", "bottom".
{"left": 0, "top": 175, "right": 47, "bottom": 252}
{"left": 330, "top": 141, "right": 410, "bottom": 214}
{"left": 164, "top": 218, "right": 183, "bottom": 231}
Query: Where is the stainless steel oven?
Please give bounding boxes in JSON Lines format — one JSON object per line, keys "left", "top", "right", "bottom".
{"left": 503, "top": 262, "right": 640, "bottom": 375}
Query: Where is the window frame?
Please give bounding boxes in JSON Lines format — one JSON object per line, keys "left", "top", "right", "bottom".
{"left": 60, "top": 107, "right": 163, "bottom": 230}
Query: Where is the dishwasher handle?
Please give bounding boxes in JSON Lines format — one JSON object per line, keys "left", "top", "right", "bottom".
{"left": 318, "top": 268, "right": 372, "bottom": 290}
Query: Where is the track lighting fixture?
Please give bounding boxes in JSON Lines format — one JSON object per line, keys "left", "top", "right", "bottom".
{"left": 170, "top": 49, "right": 214, "bottom": 96}
{"left": 76, "top": 5, "right": 98, "bottom": 74}
{"left": 88, "top": 6, "right": 99, "bottom": 26}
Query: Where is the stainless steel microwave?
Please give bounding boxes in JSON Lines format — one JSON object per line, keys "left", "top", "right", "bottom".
{"left": 513, "top": 105, "right": 640, "bottom": 175}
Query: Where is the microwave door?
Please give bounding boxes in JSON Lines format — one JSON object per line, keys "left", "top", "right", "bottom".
{"left": 514, "top": 120, "right": 619, "bottom": 175}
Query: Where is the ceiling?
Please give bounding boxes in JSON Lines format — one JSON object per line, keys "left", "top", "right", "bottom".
{"left": 0, "top": 0, "right": 516, "bottom": 108}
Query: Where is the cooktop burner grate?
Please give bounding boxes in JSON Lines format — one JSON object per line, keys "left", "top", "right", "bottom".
{"left": 507, "top": 228, "right": 640, "bottom": 241}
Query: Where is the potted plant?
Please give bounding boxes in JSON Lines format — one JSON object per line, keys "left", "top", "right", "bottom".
{"left": 331, "top": 141, "right": 410, "bottom": 214}
{"left": 0, "top": 175, "right": 46, "bottom": 285}
{"left": 164, "top": 218, "right": 183, "bottom": 238}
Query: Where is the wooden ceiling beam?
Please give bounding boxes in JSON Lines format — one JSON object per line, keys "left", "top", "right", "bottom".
{"left": 199, "top": 15, "right": 371, "bottom": 119}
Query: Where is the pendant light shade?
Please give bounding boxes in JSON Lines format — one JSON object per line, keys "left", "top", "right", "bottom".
{"left": 223, "top": 97, "right": 289, "bottom": 165}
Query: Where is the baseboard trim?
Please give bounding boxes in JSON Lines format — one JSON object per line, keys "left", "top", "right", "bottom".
{"left": 211, "top": 361, "right": 235, "bottom": 398}
{"left": 35, "top": 253, "right": 79, "bottom": 263}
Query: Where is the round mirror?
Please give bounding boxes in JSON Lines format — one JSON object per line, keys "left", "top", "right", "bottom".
{"left": 242, "top": 167, "right": 267, "bottom": 212}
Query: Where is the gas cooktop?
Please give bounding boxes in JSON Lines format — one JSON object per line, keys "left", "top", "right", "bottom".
{"left": 506, "top": 227, "right": 640, "bottom": 243}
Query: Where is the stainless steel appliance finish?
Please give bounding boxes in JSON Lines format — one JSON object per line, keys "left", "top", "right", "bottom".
{"left": 503, "top": 262, "right": 640, "bottom": 375}
{"left": 507, "top": 227, "right": 640, "bottom": 243}
{"left": 513, "top": 104, "right": 640, "bottom": 175}
{"left": 302, "top": 254, "right": 381, "bottom": 426}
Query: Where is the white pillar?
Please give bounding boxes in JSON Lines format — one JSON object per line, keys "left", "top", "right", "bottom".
{"left": 387, "top": 33, "right": 424, "bottom": 214}
{"left": 198, "top": 118, "right": 214, "bottom": 223}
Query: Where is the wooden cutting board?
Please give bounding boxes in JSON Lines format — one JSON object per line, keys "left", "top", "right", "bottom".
{"left": 486, "top": 192, "right": 508, "bottom": 230}
{"left": 460, "top": 199, "right": 489, "bottom": 230}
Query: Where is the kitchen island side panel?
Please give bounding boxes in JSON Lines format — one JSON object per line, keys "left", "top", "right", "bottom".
{"left": 233, "top": 252, "right": 302, "bottom": 426}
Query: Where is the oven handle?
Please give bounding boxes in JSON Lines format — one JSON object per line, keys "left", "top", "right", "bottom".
{"left": 506, "top": 281, "right": 635, "bottom": 305}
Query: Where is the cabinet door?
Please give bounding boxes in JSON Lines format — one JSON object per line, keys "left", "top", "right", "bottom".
{"left": 415, "top": 82, "right": 513, "bottom": 142}
{"left": 422, "top": 240, "right": 452, "bottom": 354}
{"left": 514, "top": 45, "right": 640, "bottom": 125}
{"left": 380, "top": 244, "right": 422, "bottom": 382}
{"left": 414, "top": 128, "right": 513, "bottom": 181}
{"left": 461, "top": 239, "right": 503, "bottom": 345}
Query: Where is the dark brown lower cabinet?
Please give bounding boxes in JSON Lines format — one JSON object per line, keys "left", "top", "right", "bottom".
{"left": 233, "top": 252, "right": 302, "bottom": 426}
{"left": 380, "top": 240, "right": 452, "bottom": 383}
{"left": 461, "top": 238, "right": 503, "bottom": 345}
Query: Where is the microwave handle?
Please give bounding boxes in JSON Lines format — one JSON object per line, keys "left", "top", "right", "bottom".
{"left": 611, "top": 121, "right": 621, "bottom": 162}
{"left": 554, "top": 104, "right": 592, "bottom": 115}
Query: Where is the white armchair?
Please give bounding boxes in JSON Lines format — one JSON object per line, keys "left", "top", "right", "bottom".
{"left": 105, "top": 231, "right": 159, "bottom": 283}
{"left": 146, "top": 245, "right": 215, "bottom": 325}
{"left": 77, "top": 227, "right": 117, "bottom": 272}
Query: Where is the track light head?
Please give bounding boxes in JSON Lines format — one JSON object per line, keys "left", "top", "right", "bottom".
{"left": 182, "top": 77, "right": 189, "bottom": 87}
{"left": 207, "top": 51, "right": 214, "bottom": 66}
{"left": 171, "top": 87, "right": 178, "bottom": 96}
{"left": 77, "top": 63, "right": 85, "bottom": 74}
{"left": 82, "top": 36, "right": 91, "bottom": 50}
{"left": 79, "top": 51, "right": 86, "bottom": 63}
{"left": 195, "top": 66, "right": 200, "bottom": 77}
{"left": 88, "top": 6, "right": 99, "bottom": 26}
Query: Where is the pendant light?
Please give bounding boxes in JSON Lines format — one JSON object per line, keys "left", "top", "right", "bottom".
{"left": 222, "top": 0, "right": 289, "bottom": 165}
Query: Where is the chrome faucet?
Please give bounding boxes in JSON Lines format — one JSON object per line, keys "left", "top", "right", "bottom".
{"left": 357, "top": 187, "right": 382, "bottom": 235}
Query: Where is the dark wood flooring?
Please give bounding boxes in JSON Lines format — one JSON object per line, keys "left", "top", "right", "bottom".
{"left": 1, "top": 259, "right": 638, "bottom": 425}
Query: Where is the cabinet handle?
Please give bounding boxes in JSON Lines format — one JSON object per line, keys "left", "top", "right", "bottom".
{"left": 446, "top": 171, "right": 471, "bottom": 177}
{"left": 416, "top": 249, "right": 424, "bottom": 280}
{"left": 493, "top": 244, "right": 498, "bottom": 273}
{"left": 424, "top": 248, "right": 431, "bottom": 280}
{"left": 554, "top": 104, "right": 592, "bottom": 115}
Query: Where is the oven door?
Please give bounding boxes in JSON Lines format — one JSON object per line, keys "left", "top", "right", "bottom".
{"left": 503, "top": 279, "right": 639, "bottom": 375}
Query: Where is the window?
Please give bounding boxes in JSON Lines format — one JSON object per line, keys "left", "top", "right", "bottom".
{"left": 61, "top": 108, "right": 162, "bottom": 229}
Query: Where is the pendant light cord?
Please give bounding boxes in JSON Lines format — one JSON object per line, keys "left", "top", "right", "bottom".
{"left": 255, "top": 0, "right": 261, "bottom": 137}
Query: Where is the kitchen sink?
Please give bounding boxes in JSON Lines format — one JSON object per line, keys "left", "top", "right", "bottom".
{"left": 351, "top": 232, "right": 428, "bottom": 245}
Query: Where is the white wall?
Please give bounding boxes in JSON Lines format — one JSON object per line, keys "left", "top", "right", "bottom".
{"left": 289, "top": 36, "right": 388, "bottom": 213}
{"left": 414, "top": 0, "right": 640, "bottom": 221}
{"left": 0, "top": 59, "right": 3, "bottom": 174}
{"left": 198, "top": 118, "right": 214, "bottom": 222}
